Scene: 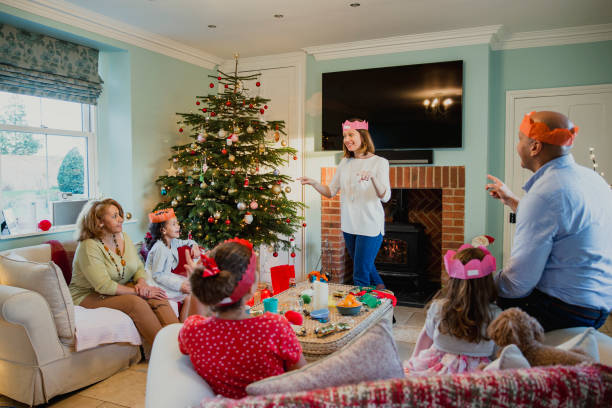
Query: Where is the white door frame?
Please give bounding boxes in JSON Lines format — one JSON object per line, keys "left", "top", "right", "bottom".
{"left": 503, "top": 83, "right": 612, "bottom": 261}
{"left": 220, "top": 52, "right": 307, "bottom": 277}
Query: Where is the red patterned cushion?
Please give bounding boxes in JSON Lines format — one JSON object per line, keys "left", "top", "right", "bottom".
{"left": 201, "top": 363, "right": 612, "bottom": 408}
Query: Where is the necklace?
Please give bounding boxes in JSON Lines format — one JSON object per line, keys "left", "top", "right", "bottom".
{"left": 99, "top": 234, "right": 126, "bottom": 280}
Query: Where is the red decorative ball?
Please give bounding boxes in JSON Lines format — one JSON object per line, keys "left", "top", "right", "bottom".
{"left": 190, "top": 150, "right": 196, "bottom": 155}
{"left": 208, "top": 216, "right": 214, "bottom": 223}
{"left": 276, "top": 180, "right": 281, "bottom": 184}
{"left": 256, "top": 81, "right": 261, "bottom": 87}
{"left": 302, "top": 222, "right": 307, "bottom": 227}
{"left": 225, "top": 101, "right": 231, "bottom": 106}
{"left": 259, "top": 108, "right": 265, "bottom": 114}
{"left": 38, "top": 219, "right": 52, "bottom": 231}
{"left": 211, "top": 112, "right": 216, "bottom": 117}
{"left": 221, "top": 148, "right": 227, "bottom": 154}
{"left": 249, "top": 104, "right": 253, "bottom": 108}
{"left": 286, "top": 218, "right": 291, "bottom": 223}
{"left": 202, "top": 108, "right": 207, "bottom": 112}
{"left": 209, "top": 83, "right": 214, "bottom": 88}
{"left": 196, "top": 101, "right": 200, "bottom": 105}
{"left": 290, "top": 238, "right": 294, "bottom": 241}
{"left": 217, "top": 76, "right": 222, "bottom": 80}
{"left": 264, "top": 105, "right": 268, "bottom": 109}
{"left": 224, "top": 84, "right": 229, "bottom": 89}
{"left": 231, "top": 170, "right": 236, "bottom": 175}
{"left": 259, "top": 186, "right": 264, "bottom": 190}
{"left": 273, "top": 252, "right": 278, "bottom": 257}
{"left": 179, "top": 128, "right": 183, "bottom": 132}
{"left": 290, "top": 252, "right": 296, "bottom": 258}
{"left": 293, "top": 155, "right": 298, "bottom": 160}
{"left": 225, "top": 219, "right": 231, "bottom": 225}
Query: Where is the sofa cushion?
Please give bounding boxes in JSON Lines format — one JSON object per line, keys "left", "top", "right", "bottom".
{"left": 245, "top": 317, "right": 404, "bottom": 396}
{"left": 46, "top": 240, "right": 75, "bottom": 285}
{"left": 543, "top": 326, "right": 612, "bottom": 366}
{"left": 0, "top": 253, "right": 76, "bottom": 345}
{"left": 204, "top": 363, "right": 612, "bottom": 408}
{"left": 557, "top": 327, "right": 600, "bottom": 361}
{"left": 484, "top": 344, "right": 530, "bottom": 371}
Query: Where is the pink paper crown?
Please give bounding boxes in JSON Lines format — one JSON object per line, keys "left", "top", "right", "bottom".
{"left": 342, "top": 120, "right": 368, "bottom": 132}
{"left": 443, "top": 244, "right": 496, "bottom": 280}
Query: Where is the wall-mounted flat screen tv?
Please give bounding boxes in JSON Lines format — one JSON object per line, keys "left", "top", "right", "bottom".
{"left": 322, "top": 60, "right": 463, "bottom": 150}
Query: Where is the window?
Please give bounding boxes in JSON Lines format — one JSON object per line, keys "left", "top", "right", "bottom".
{"left": 0, "top": 91, "right": 96, "bottom": 235}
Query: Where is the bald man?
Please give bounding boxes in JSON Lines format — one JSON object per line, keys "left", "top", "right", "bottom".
{"left": 486, "top": 111, "right": 612, "bottom": 331}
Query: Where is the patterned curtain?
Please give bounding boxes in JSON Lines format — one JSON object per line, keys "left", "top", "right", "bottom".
{"left": 0, "top": 23, "right": 103, "bottom": 105}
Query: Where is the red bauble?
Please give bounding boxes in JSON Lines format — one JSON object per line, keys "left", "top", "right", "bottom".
{"left": 290, "top": 238, "right": 294, "bottom": 242}
{"left": 217, "top": 76, "right": 222, "bottom": 80}
{"left": 221, "top": 148, "right": 227, "bottom": 154}
{"left": 290, "top": 252, "right": 296, "bottom": 258}
{"left": 211, "top": 112, "right": 217, "bottom": 117}
{"left": 179, "top": 128, "right": 183, "bottom": 132}
{"left": 286, "top": 218, "right": 291, "bottom": 223}
{"left": 225, "top": 101, "right": 231, "bottom": 106}
{"left": 276, "top": 180, "right": 281, "bottom": 184}
{"left": 256, "top": 81, "right": 261, "bottom": 87}
{"left": 225, "top": 219, "right": 231, "bottom": 225}
{"left": 248, "top": 104, "right": 253, "bottom": 109}
{"left": 224, "top": 84, "right": 229, "bottom": 89}
{"left": 202, "top": 108, "right": 207, "bottom": 112}
{"left": 231, "top": 170, "right": 236, "bottom": 175}
{"left": 208, "top": 216, "right": 214, "bottom": 223}
{"left": 259, "top": 186, "right": 264, "bottom": 190}
{"left": 190, "top": 150, "right": 196, "bottom": 155}
{"left": 264, "top": 105, "right": 268, "bottom": 109}
{"left": 302, "top": 222, "right": 307, "bottom": 227}
{"left": 209, "top": 83, "right": 214, "bottom": 88}
{"left": 244, "top": 178, "right": 249, "bottom": 186}
{"left": 293, "top": 155, "right": 298, "bottom": 160}
{"left": 38, "top": 219, "right": 52, "bottom": 231}
{"left": 259, "top": 108, "right": 265, "bottom": 114}
{"left": 196, "top": 101, "right": 200, "bottom": 105}
{"left": 273, "top": 252, "right": 278, "bottom": 257}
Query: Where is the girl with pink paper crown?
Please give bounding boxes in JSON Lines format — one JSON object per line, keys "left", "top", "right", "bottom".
{"left": 405, "top": 245, "right": 501, "bottom": 376}
{"left": 178, "top": 238, "right": 307, "bottom": 399}
{"left": 298, "top": 118, "right": 391, "bottom": 288}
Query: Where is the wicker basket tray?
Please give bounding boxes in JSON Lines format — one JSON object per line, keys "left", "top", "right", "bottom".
{"left": 251, "top": 282, "right": 393, "bottom": 360}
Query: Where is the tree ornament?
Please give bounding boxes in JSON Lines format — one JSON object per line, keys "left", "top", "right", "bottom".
{"left": 200, "top": 181, "right": 207, "bottom": 188}
{"left": 226, "top": 138, "right": 232, "bottom": 146}
{"left": 286, "top": 218, "right": 291, "bottom": 224}
{"left": 249, "top": 103, "right": 253, "bottom": 108}
{"left": 173, "top": 157, "right": 178, "bottom": 162}
{"left": 225, "top": 219, "right": 231, "bottom": 225}
{"left": 197, "top": 133, "right": 206, "bottom": 142}
{"left": 260, "top": 108, "right": 265, "bottom": 114}
{"left": 217, "top": 76, "right": 222, "bottom": 80}
{"left": 230, "top": 133, "right": 238, "bottom": 142}
{"left": 293, "top": 155, "right": 298, "bottom": 160}
{"left": 177, "top": 167, "right": 185, "bottom": 175}
{"left": 285, "top": 186, "right": 292, "bottom": 193}
{"left": 218, "top": 129, "right": 227, "bottom": 138}
{"left": 209, "top": 83, "right": 214, "bottom": 88}
{"left": 195, "top": 195, "right": 202, "bottom": 201}
{"left": 225, "top": 100, "right": 231, "bottom": 106}
{"left": 244, "top": 178, "right": 249, "bottom": 187}
{"left": 208, "top": 216, "right": 214, "bottom": 223}
{"left": 290, "top": 237, "right": 294, "bottom": 242}
{"left": 274, "top": 131, "right": 280, "bottom": 142}
{"left": 211, "top": 112, "right": 216, "bottom": 117}
{"left": 231, "top": 170, "right": 236, "bottom": 175}
{"left": 247, "top": 125, "right": 254, "bottom": 133}
{"left": 171, "top": 199, "right": 178, "bottom": 206}
{"left": 221, "top": 148, "right": 227, "bottom": 154}
{"left": 237, "top": 202, "right": 247, "bottom": 211}
{"left": 161, "top": 187, "right": 167, "bottom": 195}
{"left": 264, "top": 105, "right": 268, "bottom": 109}
{"left": 202, "top": 108, "right": 207, "bottom": 113}
{"left": 250, "top": 200, "right": 258, "bottom": 209}
{"left": 273, "top": 169, "right": 280, "bottom": 176}
{"left": 256, "top": 81, "right": 261, "bottom": 87}
{"left": 214, "top": 211, "right": 221, "bottom": 219}
{"left": 228, "top": 188, "right": 237, "bottom": 194}
{"left": 273, "top": 252, "right": 278, "bottom": 257}
{"left": 259, "top": 186, "right": 264, "bottom": 190}
{"left": 272, "top": 185, "right": 282, "bottom": 194}
{"left": 224, "top": 84, "right": 229, "bottom": 89}
{"left": 290, "top": 252, "right": 296, "bottom": 258}
{"left": 165, "top": 165, "right": 178, "bottom": 177}
{"left": 179, "top": 127, "right": 183, "bottom": 133}
{"left": 281, "top": 140, "right": 288, "bottom": 147}
{"left": 38, "top": 219, "right": 52, "bottom": 231}
{"left": 196, "top": 101, "right": 200, "bottom": 105}
{"left": 176, "top": 194, "right": 183, "bottom": 201}
{"left": 244, "top": 213, "right": 254, "bottom": 224}
{"left": 233, "top": 126, "right": 240, "bottom": 133}
{"left": 186, "top": 178, "right": 194, "bottom": 185}
{"left": 302, "top": 222, "right": 307, "bottom": 227}
{"left": 228, "top": 154, "right": 235, "bottom": 162}
{"left": 190, "top": 150, "right": 197, "bottom": 155}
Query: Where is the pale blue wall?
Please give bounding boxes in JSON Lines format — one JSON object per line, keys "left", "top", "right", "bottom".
{"left": 0, "top": 4, "right": 214, "bottom": 251}
{"left": 486, "top": 40, "right": 612, "bottom": 261}
{"left": 304, "top": 45, "right": 492, "bottom": 272}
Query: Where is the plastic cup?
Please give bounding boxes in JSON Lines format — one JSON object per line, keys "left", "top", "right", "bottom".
{"left": 263, "top": 297, "right": 279, "bottom": 314}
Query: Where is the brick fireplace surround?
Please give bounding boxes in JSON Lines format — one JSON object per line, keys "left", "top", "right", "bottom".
{"left": 321, "top": 166, "right": 465, "bottom": 283}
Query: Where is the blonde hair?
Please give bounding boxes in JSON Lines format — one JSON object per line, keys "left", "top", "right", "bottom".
{"left": 75, "top": 198, "right": 124, "bottom": 241}
{"left": 342, "top": 118, "right": 376, "bottom": 158}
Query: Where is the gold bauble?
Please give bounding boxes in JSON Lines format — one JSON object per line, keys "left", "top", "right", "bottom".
{"left": 228, "top": 188, "right": 237, "bottom": 194}
{"left": 200, "top": 182, "right": 207, "bottom": 188}
{"left": 247, "top": 125, "right": 254, "bottom": 133}
{"left": 281, "top": 140, "right": 288, "bottom": 147}
{"left": 233, "top": 126, "right": 240, "bottom": 133}
{"left": 272, "top": 185, "right": 282, "bottom": 194}
{"left": 284, "top": 186, "right": 292, "bottom": 193}
{"left": 125, "top": 212, "right": 132, "bottom": 220}
{"left": 190, "top": 143, "right": 198, "bottom": 149}
{"left": 228, "top": 154, "right": 235, "bottom": 162}
{"left": 214, "top": 211, "right": 221, "bottom": 219}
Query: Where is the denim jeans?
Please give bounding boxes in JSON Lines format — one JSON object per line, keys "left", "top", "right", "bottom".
{"left": 343, "top": 232, "right": 384, "bottom": 287}
{"left": 497, "top": 289, "right": 609, "bottom": 332}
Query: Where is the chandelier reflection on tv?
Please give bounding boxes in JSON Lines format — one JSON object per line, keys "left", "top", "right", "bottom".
{"left": 423, "top": 97, "right": 453, "bottom": 115}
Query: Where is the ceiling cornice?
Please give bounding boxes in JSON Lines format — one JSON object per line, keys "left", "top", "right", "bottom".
{"left": 303, "top": 25, "right": 504, "bottom": 60}
{"left": 493, "top": 23, "right": 612, "bottom": 50}
{"left": 0, "top": 0, "right": 224, "bottom": 69}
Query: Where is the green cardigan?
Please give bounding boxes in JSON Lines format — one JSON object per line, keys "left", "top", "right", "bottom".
{"left": 69, "top": 232, "right": 147, "bottom": 305}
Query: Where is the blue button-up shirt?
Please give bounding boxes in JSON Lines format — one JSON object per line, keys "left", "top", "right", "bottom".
{"left": 496, "top": 154, "right": 612, "bottom": 311}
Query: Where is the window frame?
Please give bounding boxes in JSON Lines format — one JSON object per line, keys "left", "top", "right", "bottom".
{"left": 0, "top": 99, "right": 97, "bottom": 239}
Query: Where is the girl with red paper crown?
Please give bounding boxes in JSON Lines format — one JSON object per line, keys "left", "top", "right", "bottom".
{"left": 178, "top": 239, "right": 307, "bottom": 399}
{"left": 298, "top": 119, "right": 391, "bottom": 288}
{"left": 144, "top": 208, "right": 203, "bottom": 320}
{"left": 404, "top": 245, "right": 501, "bottom": 376}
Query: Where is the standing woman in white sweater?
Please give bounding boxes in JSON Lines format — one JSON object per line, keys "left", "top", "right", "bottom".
{"left": 298, "top": 119, "right": 391, "bottom": 288}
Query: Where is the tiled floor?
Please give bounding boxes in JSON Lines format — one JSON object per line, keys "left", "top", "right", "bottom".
{"left": 2, "top": 307, "right": 611, "bottom": 407}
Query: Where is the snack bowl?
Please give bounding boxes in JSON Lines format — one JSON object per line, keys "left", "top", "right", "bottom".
{"left": 336, "top": 304, "right": 362, "bottom": 316}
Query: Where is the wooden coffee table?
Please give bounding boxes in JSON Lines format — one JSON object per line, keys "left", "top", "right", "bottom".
{"left": 251, "top": 281, "right": 393, "bottom": 361}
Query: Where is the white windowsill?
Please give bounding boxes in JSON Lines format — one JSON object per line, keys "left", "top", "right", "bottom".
{"left": 0, "top": 219, "right": 139, "bottom": 241}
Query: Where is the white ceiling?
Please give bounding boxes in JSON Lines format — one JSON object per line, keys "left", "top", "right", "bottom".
{"left": 28, "top": 0, "right": 612, "bottom": 59}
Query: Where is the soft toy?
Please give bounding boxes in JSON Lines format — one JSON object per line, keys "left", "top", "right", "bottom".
{"left": 487, "top": 308, "right": 593, "bottom": 367}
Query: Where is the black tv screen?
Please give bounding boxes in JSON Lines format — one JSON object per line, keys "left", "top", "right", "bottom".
{"left": 322, "top": 61, "right": 463, "bottom": 150}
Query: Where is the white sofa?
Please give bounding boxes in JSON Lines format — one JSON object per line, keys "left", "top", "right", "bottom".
{"left": 145, "top": 322, "right": 612, "bottom": 408}
{"left": 0, "top": 242, "right": 141, "bottom": 406}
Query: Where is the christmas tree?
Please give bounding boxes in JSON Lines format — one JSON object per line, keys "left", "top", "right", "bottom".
{"left": 154, "top": 56, "right": 305, "bottom": 253}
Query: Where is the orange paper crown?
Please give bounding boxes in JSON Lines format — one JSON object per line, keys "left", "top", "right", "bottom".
{"left": 148, "top": 208, "right": 176, "bottom": 223}
{"left": 519, "top": 112, "right": 578, "bottom": 146}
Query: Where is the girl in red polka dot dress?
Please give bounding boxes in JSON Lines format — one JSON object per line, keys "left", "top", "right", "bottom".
{"left": 178, "top": 238, "right": 307, "bottom": 399}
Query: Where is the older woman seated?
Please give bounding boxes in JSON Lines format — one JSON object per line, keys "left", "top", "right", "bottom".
{"left": 69, "top": 198, "right": 179, "bottom": 351}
